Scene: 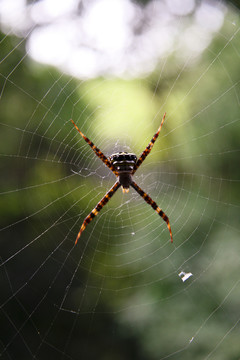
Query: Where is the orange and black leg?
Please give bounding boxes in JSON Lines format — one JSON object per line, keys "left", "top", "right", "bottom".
{"left": 70, "top": 119, "right": 117, "bottom": 175}
{"left": 133, "top": 112, "right": 166, "bottom": 174}
{"left": 74, "top": 181, "right": 121, "bottom": 245}
{"left": 131, "top": 181, "right": 173, "bottom": 243}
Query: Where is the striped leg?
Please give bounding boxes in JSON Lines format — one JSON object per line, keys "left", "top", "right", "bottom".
{"left": 131, "top": 181, "right": 173, "bottom": 243}
{"left": 133, "top": 112, "right": 166, "bottom": 174}
{"left": 75, "top": 181, "right": 121, "bottom": 245}
{"left": 70, "top": 119, "right": 117, "bottom": 175}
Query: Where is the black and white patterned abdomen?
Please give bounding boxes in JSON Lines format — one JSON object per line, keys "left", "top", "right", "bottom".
{"left": 109, "top": 152, "right": 137, "bottom": 173}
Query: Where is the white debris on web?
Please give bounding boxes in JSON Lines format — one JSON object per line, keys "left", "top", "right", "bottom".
{"left": 178, "top": 271, "right": 193, "bottom": 282}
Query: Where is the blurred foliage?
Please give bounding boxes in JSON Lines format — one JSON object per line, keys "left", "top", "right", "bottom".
{"left": 1, "top": 7, "right": 240, "bottom": 359}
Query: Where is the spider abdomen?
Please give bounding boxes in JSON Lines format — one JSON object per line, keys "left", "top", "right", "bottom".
{"left": 109, "top": 152, "right": 137, "bottom": 192}
{"left": 109, "top": 152, "right": 137, "bottom": 172}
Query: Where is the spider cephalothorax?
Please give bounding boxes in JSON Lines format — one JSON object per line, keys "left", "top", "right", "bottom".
{"left": 70, "top": 113, "right": 173, "bottom": 245}
{"left": 109, "top": 152, "right": 137, "bottom": 193}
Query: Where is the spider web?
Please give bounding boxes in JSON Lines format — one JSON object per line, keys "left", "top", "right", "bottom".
{"left": 1, "top": 0, "right": 240, "bottom": 359}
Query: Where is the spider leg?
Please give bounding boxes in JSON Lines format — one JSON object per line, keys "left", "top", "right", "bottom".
{"left": 130, "top": 180, "right": 173, "bottom": 243}
{"left": 133, "top": 112, "right": 166, "bottom": 174}
{"left": 70, "top": 119, "right": 118, "bottom": 175}
{"left": 74, "top": 181, "right": 121, "bottom": 245}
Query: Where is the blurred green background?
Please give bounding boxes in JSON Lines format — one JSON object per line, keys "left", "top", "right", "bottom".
{"left": 1, "top": 1, "right": 240, "bottom": 359}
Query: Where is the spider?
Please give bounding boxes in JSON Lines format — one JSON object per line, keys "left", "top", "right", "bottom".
{"left": 70, "top": 112, "right": 173, "bottom": 245}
